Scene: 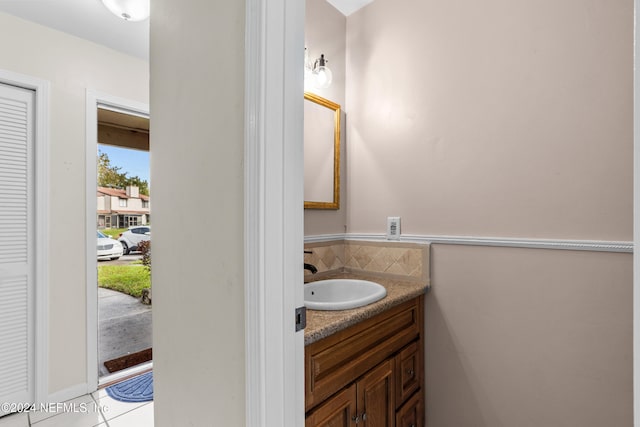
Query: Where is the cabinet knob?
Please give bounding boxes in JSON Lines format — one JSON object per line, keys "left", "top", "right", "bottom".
{"left": 406, "top": 368, "right": 415, "bottom": 376}
{"left": 351, "top": 413, "right": 366, "bottom": 423}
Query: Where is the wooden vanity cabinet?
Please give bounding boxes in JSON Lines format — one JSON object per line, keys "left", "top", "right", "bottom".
{"left": 306, "top": 296, "right": 425, "bottom": 426}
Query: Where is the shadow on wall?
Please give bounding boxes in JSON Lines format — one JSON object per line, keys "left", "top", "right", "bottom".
{"left": 426, "top": 293, "right": 485, "bottom": 425}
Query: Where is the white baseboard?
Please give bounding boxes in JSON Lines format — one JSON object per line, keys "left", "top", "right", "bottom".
{"left": 46, "top": 383, "right": 89, "bottom": 404}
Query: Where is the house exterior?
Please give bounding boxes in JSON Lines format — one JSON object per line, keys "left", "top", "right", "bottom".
{"left": 97, "top": 185, "right": 150, "bottom": 229}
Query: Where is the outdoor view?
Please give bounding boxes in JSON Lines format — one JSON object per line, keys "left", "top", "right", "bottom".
{"left": 96, "top": 143, "right": 152, "bottom": 378}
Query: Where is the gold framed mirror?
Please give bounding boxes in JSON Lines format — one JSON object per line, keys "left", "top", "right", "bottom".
{"left": 304, "top": 92, "right": 341, "bottom": 209}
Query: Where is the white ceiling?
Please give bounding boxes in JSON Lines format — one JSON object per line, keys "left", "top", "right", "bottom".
{"left": 0, "top": 0, "right": 149, "bottom": 60}
{"left": 0, "top": 0, "right": 372, "bottom": 62}
{"left": 327, "top": 0, "right": 374, "bottom": 16}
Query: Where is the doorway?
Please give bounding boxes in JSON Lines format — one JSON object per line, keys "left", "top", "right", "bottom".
{"left": 96, "top": 133, "right": 151, "bottom": 379}
{"left": 86, "top": 91, "right": 151, "bottom": 390}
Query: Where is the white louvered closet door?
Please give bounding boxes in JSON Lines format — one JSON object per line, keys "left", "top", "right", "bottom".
{"left": 0, "top": 83, "right": 35, "bottom": 414}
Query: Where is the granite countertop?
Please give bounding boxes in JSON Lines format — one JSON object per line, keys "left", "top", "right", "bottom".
{"left": 304, "top": 271, "right": 428, "bottom": 346}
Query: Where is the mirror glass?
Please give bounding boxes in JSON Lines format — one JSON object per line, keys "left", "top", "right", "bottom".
{"left": 304, "top": 92, "right": 340, "bottom": 209}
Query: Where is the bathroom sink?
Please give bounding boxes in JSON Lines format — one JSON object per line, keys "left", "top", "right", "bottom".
{"left": 304, "top": 279, "right": 387, "bottom": 311}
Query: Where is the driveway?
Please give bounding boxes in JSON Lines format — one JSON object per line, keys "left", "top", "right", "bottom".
{"left": 98, "top": 287, "right": 152, "bottom": 377}
{"left": 98, "top": 253, "right": 143, "bottom": 266}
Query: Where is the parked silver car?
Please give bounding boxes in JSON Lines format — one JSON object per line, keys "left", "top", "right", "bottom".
{"left": 118, "top": 225, "right": 151, "bottom": 255}
{"left": 97, "top": 231, "right": 123, "bottom": 261}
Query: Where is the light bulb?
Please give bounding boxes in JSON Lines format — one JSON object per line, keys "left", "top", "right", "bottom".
{"left": 101, "top": 0, "right": 150, "bottom": 21}
{"left": 312, "top": 54, "right": 332, "bottom": 89}
{"left": 313, "top": 67, "right": 333, "bottom": 89}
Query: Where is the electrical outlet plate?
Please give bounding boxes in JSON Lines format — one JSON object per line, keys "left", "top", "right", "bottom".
{"left": 386, "top": 217, "right": 401, "bottom": 240}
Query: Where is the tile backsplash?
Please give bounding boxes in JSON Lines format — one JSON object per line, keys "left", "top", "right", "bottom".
{"left": 304, "top": 240, "right": 430, "bottom": 284}
{"left": 304, "top": 242, "right": 345, "bottom": 272}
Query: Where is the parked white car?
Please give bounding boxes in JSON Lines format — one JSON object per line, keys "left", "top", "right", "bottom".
{"left": 118, "top": 225, "right": 151, "bottom": 255}
{"left": 97, "top": 231, "right": 124, "bottom": 261}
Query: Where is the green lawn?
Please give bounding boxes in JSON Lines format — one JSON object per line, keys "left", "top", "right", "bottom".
{"left": 100, "top": 228, "right": 127, "bottom": 239}
{"left": 98, "top": 264, "right": 150, "bottom": 298}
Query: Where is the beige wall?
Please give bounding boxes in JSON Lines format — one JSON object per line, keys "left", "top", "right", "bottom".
{"left": 339, "top": 0, "right": 634, "bottom": 425}
{"left": 304, "top": 0, "right": 348, "bottom": 235}
{"left": 110, "top": 196, "right": 147, "bottom": 211}
{"left": 0, "top": 12, "right": 149, "bottom": 395}
{"left": 345, "top": 0, "right": 632, "bottom": 240}
{"left": 150, "top": 0, "right": 245, "bottom": 425}
{"left": 428, "top": 245, "right": 632, "bottom": 425}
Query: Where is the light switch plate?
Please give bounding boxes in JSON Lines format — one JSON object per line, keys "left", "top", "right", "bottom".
{"left": 386, "top": 217, "right": 401, "bottom": 240}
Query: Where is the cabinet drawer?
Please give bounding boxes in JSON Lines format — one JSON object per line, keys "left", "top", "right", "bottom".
{"left": 396, "top": 391, "right": 424, "bottom": 427}
{"left": 306, "top": 298, "right": 422, "bottom": 411}
{"left": 395, "top": 341, "right": 421, "bottom": 407}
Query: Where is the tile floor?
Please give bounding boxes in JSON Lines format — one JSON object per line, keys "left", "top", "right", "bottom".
{"left": 0, "top": 388, "right": 153, "bottom": 427}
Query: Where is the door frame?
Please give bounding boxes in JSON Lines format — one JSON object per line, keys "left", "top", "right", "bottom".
{"left": 0, "top": 69, "right": 50, "bottom": 404}
{"left": 634, "top": 0, "right": 640, "bottom": 422}
{"left": 85, "top": 90, "right": 150, "bottom": 392}
{"left": 244, "top": 0, "right": 305, "bottom": 424}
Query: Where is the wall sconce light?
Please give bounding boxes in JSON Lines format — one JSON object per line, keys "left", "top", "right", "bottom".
{"left": 101, "top": 0, "right": 150, "bottom": 21}
{"left": 312, "top": 54, "right": 333, "bottom": 89}
{"left": 305, "top": 48, "right": 333, "bottom": 90}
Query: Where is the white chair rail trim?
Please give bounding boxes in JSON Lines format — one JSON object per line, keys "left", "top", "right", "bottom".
{"left": 304, "top": 233, "right": 633, "bottom": 253}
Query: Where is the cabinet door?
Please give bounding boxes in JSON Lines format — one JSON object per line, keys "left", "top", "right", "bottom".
{"left": 306, "top": 384, "right": 357, "bottom": 427}
{"left": 357, "top": 359, "right": 395, "bottom": 426}
{"left": 396, "top": 391, "right": 423, "bottom": 427}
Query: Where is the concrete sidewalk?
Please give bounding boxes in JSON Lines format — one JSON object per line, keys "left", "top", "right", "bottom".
{"left": 98, "top": 287, "right": 152, "bottom": 377}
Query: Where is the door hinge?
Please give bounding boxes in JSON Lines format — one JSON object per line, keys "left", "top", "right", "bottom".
{"left": 295, "top": 306, "right": 307, "bottom": 332}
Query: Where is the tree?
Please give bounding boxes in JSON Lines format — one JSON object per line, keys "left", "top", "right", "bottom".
{"left": 97, "top": 151, "right": 125, "bottom": 188}
{"left": 98, "top": 150, "right": 150, "bottom": 195}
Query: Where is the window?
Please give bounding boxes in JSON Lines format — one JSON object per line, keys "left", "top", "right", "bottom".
{"left": 119, "top": 198, "right": 127, "bottom": 207}
{"left": 127, "top": 216, "right": 139, "bottom": 227}
{"left": 142, "top": 200, "right": 149, "bottom": 208}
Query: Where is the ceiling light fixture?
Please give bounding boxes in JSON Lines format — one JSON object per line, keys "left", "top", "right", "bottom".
{"left": 101, "top": 0, "right": 150, "bottom": 22}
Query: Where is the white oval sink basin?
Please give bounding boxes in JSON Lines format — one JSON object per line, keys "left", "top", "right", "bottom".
{"left": 304, "top": 279, "right": 387, "bottom": 311}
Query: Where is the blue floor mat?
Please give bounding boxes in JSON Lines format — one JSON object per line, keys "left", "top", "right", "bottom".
{"left": 106, "top": 371, "right": 153, "bottom": 402}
